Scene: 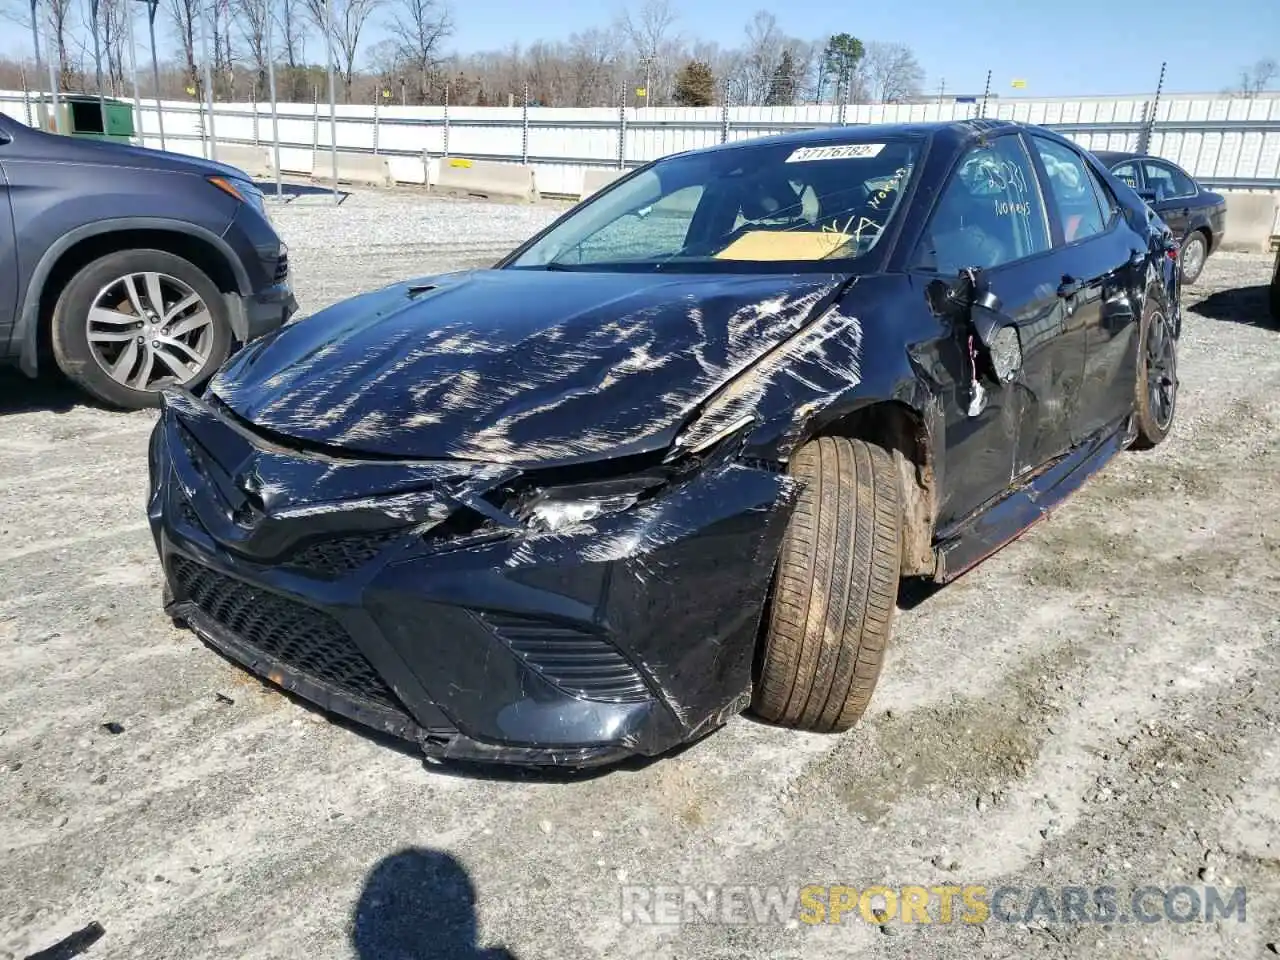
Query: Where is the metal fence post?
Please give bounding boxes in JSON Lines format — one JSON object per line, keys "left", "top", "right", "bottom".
{"left": 324, "top": 0, "right": 338, "bottom": 204}
{"left": 252, "top": 85, "right": 260, "bottom": 144}
{"left": 44, "top": 10, "right": 61, "bottom": 134}
{"left": 521, "top": 81, "right": 530, "bottom": 165}
{"left": 443, "top": 81, "right": 450, "bottom": 158}
{"left": 125, "top": 2, "right": 141, "bottom": 143}
{"left": 311, "top": 84, "right": 320, "bottom": 160}
{"left": 720, "top": 80, "right": 730, "bottom": 144}
{"left": 372, "top": 86, "right": 380, "bottom": 154}
{"left": 144, "top": 0, "right": 165, "bottom": 150}
{"left": 20, "top": 70, "right": 31, "bottom": 126}
{"left": 198, "top": 3, "right": 215, "bottom": 158}
{"left": 27, "top": 0, "right": 49, "bottom": 130}
{"left": 617, "top": 85, "right": 626, "bottom": 169}
{"left": 1139, "top": 61, "right": 1166, "bottom": 155}
{"left": 266, "top": 10, "right": 281, "bottom": 198}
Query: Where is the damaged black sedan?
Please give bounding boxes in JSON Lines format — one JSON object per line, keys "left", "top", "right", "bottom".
{"left": 148, "top": 119, "right": 1181, "bottom": 767}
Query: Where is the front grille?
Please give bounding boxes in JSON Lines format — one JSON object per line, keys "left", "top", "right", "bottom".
{"left": 479, "top": 612, "right": 651, "bottom": 703}
{"left": 171, "top": 556, "right": 404, "bottom": 713}
{"left": 273, "top": 253, "right": 289, "bottom": 282}
{"left": 285, "top": 529, "right": 406, "bottom": 577}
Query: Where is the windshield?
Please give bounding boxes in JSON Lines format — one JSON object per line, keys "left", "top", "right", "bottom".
{"left": 506, "top": 137, "right": 922, "bottom": 273}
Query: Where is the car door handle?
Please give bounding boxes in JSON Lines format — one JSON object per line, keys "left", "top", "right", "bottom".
{"left": 1057, "top": 277, "right": 1084, "bottom": 298}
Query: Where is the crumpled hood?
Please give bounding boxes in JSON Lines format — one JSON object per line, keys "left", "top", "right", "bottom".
{"left": 210, "top": 268, "right": 848, "bottom": 466}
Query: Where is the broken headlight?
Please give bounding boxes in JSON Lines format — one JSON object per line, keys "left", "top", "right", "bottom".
{"left": 523, "top": 476, "right": 666, "bottom": 533}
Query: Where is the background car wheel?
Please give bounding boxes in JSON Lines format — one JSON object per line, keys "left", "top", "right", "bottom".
{"left": 1130, "top": 296, "right": 1178, "bottom": 450}
{"left": 50, "top": 249, "right": 232, "bottom": 409}
{"left": 1178, "top": 231, "right": 1208, "bottom": 285}
{"left": 752, "top": 436, "right": 902, "bottom": 733}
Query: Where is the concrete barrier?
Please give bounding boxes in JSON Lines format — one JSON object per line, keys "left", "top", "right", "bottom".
{"left": 579, "top": 168, "right": 624, "bottom": 200}
{"left": 212, "top": 143, "right": 272, "bottom": 179}
{"left": 1219, "top": 192, "right": 1280, "bottom": 253}
{"left": 313, "top": 151, "right": 393, "bottom": 187}
{"left": 432, "top": 157, "right": 538, "bottom": 202}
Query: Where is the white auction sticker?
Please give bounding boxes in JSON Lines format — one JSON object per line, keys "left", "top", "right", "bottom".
{"left": 785, "top": 143, "right": 886, "bottom": 163}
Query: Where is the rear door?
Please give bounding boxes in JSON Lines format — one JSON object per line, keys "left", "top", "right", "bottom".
{"left": 1029, "top": 134, "right": 1142, "bottom": 443}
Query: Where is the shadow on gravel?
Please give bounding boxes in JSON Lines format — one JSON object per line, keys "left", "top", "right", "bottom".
{"left": 0, "top": 368, "right": 88, "bottom": 415}
{"left": 1191, "top": 284, "right": 1278, "bottom": 329}
{"left": 353, "top": 848, "right": 518, "bottom": 960}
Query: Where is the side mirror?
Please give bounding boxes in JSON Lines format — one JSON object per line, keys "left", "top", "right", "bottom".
{"left": 970, "top": 303, "right": 1022, "bottom": 384}
{"left": 927, "top": 267, "right": 1023, "bottom": 387}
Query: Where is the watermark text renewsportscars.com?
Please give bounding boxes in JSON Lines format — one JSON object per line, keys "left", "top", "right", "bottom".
{"left": 619, "top": 884, "right": 1247, "bottom": 927}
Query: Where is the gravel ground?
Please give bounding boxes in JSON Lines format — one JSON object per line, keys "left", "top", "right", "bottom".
{"left": 1, "top": 190, "right": 1278, "bottom": 960}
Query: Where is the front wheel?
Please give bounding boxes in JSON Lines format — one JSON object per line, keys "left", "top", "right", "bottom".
{"left": 50, "top": 249, "right": 233, "bottom": 409}
{"left": 752, "top": 436, "right": 902, "bottom": 733}
{"left": 1130, "top": 296, "right": 1178, "bottom": 450}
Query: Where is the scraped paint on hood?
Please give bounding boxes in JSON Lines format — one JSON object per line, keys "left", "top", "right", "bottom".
{"left": 211, "top": 268, "right": 848, "bottom": 466}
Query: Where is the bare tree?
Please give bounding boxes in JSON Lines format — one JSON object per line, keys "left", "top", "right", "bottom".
{"left": 386, "top": 0, "right": 450, "bottom": 103}
{"left": 736, "top": 10, "right": 783, "bottom": 106}
{"left": 99, "top": 0, "right": 129, "bottom": 93}
{"left": 1, "top": 0, "right": 79, "bottom": 90}
{"left": 1235, "top": 58, "right": 1277, "bottom": 98}
{"left": 861, "top": 40, "right": 923, "bottom": 103}
{"left": 617, "top": 0, "right": 678, "bottom": 104}
{"left": 233, "top": 0, "right": 270, "bottom": 96}
{"left": 165, "top": 0, "right": 199, "bottom": 93}
{"left": 276, "top": 0, "right": 308, "bottom": 99}
{"left": 565, "top": 28, "right": 620, "bottom": 106}
{"left": 305, "top": 0, "right": 381, "bottom": 101}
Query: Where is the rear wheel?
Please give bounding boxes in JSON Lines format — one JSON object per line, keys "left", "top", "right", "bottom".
{"left": 752, "top": 436, "right": 902, "bottom": 733}
{"left": 50, "top": 249, "right": 232, "bottom": 409}
{"left": 1130, "top": 296, "right": 1178, "bottom": 450}
{"left": 1179, "top": 230, "right": 1208, "bottom": 285}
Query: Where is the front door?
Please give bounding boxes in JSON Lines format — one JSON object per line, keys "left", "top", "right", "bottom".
{"left": 1140, "top": 159, "right": 1197, "bottom": 240}
{"left": 910, "top": 133, "right": 1074, "bottom": 528}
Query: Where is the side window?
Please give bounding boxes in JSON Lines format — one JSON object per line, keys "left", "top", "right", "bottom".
{"left": 1032, "top": 136, "right": 1107, "bottom": 243}
{"left": 1141, "top": 161, "right": 1196, "bottom": 200}
{"left": 1110, "top": 161, "right": 1140, "bottom": 190}
{"left": 914, "top": 136, "right": 1050, "bottom": 273}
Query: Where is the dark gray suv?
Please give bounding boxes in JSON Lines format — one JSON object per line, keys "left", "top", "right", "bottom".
{"left": 0, "top": 111, "right": 295, "bottom": 408}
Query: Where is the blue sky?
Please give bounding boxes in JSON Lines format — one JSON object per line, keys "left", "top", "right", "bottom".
{"left": 447, "top": 0, "right": 1279, "bottom": 96}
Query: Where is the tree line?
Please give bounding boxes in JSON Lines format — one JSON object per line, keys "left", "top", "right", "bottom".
{"left": 0, "top": 0, "right": 930, "bottom": 107}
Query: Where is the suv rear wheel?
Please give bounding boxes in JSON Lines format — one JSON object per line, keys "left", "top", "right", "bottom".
{"left": 752, "top": 436, "right": 902, "bottom": 733}
{"left": 50, "top": 249, "right": 232, "bottom": 409}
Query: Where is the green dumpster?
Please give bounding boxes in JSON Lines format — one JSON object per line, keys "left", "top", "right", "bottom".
{"left": 46, "top": 95, "right": 136, "bottom": 144}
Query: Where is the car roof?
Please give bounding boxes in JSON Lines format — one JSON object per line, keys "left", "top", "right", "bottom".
{"left": 1093, "top": 150, "right": 1141, "bottom": 165}
{"left": 689, "top": 117, "right": 1037, "bottom": 157}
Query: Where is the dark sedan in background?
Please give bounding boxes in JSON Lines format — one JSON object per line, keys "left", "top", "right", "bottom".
{"left": 1095, "top": 150, "right": 1226, "bottom": 284}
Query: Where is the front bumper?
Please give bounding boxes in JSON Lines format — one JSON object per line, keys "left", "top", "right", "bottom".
{"left": 230, "top": 280, "right": 297, "bottom": 344}
{"left": 147, "top": 390, "right": 798, "bottom": 767}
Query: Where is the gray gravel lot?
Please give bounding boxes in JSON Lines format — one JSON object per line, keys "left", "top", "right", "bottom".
{"left": 1, "top": 190, "right": 1278, "bottom": 960}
